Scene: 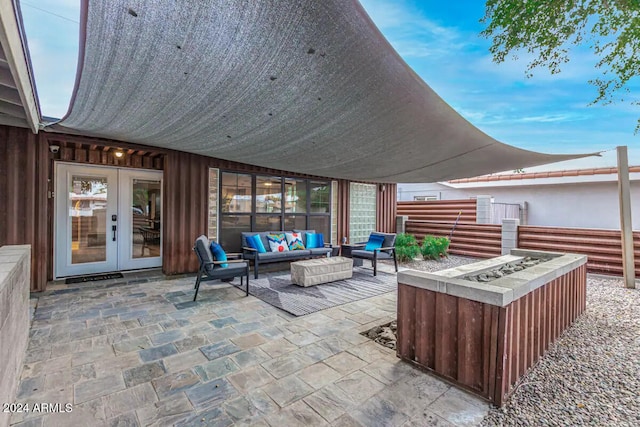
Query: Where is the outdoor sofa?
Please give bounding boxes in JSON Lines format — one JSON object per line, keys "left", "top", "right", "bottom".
{"left": 241, "top": 230, "right": 332, "bottom": 278}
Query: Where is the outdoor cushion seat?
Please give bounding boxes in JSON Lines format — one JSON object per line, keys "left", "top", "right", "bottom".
{"left": 241, "top": 230, "right": 332, "bottom": 278}
{"left": 347, "top": 232, "right": 398, "bottom": 276}
{"left": 193, "top": 235, "right": 249, "bottom": 301}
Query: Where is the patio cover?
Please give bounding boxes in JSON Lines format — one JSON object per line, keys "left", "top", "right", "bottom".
{"left": 54, "top": 0, "right": 594, "bottom": 183}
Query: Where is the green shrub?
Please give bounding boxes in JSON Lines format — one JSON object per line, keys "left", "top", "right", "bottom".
{"left": 394, "top": 233, "right": 420, "bottom": 262}
{"left": 421, "top": 235, "right": 450, "bottom": 260}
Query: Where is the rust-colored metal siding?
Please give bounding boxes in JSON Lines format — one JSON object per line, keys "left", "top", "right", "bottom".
{"left": 406, "top": 220, "right": 502, "bottom": 258}
{"left": 1, "top": 124, "right": 398, "bottom": 288}
{"left": 336, "top": 180, "right": 350, "bottom": 244}
{"left": 397, "top": 199, "right": 477, "bottom": 223}
{"left": 397, "top": 263, "right": 587, "bottom": 406}
{"left": 0, "top": 126, "right": 50, "bottom": 291}
{"left": 376, "top": 183, "right": 397, "bottom": 233}
{"left": 519, "top": 225, "right": 640, "bottom": 276}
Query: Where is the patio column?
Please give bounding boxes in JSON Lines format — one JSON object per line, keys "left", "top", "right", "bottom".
{"left": 501, "top": 218, "right": 519, "bottom": 255}
{"left": 617, "top": 146, "right": 636, "bottom": 289}
{"left": 476, "top": 195, "right": 492, "bottom": 224}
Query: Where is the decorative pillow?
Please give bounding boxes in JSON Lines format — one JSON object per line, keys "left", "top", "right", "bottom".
{"left": 210, "top": 241, "right": 228, "bottom": 268}
{"left": 364, "top": 234, "right": 385, "bottom": 251}
{"left": 246, "top": 234, "right": 267, "bottom": 253}
{"left": 285, "top": 232, "right": 305, "bottom": 251}
{"left": 267, "top": 233, "right": 289, "bottom": 252}
{"left": 306, "top": 232, "right": 325, "bottom": 249}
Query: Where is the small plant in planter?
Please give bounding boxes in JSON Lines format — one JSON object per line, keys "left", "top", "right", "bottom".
{"left": 394, "top": 233, "right": 421, "bottom": 262}
{"left": 421, "top": 235, "right": 450, "bottom": 260}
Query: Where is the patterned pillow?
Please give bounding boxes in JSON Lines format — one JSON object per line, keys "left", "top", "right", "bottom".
{"left": 285, "top": 232, "right": 305, "bottom": 251}
{"left": 267, "top": 233, "right": 289, "bottom": 252}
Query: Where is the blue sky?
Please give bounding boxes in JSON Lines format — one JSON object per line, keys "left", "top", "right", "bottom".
{"left": 20, "top": 0, "right": 640, "bottom": 170}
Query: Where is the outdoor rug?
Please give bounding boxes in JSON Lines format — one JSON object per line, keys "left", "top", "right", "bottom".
{"left": 247, "top": 267, "right": 397, "bottom": 316}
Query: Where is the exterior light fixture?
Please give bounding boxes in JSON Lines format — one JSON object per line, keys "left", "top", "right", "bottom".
{"left": 114, "top": 150, "right": 125, "bottom": 158}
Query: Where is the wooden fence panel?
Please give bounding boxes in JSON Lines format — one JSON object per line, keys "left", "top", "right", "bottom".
{"left": 406, "top": 220, "right": 502, "bottom": 259}
{"left": 518, "top": 225, "right": 640, "bottom": 276}
{"left": 397, "top": 199, "right": 477, "bottom": 223}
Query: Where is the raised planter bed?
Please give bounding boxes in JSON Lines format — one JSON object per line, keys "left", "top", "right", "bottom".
{"left": 396, "top": 249, "right": 587, "bottom": 406}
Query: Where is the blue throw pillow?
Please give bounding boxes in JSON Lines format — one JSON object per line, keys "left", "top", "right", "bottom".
{"left": 364, "top": 234, "right": 385, "bottom": 251}
{"left": 305, "top": 233, "right": 325, "bottom": 249}
{"left": 247, "top": 234, "right": 267, "bottom": 253}
{"left": 210, "top": 241, "right": 228, "bottom": 268}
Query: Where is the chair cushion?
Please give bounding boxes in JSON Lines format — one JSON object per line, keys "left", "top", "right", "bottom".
{"left": 364, "top": 234, "right": 385, "bottom": 251}
{"left": 267, "top": 233, "right": 289, "bottom": 252}
{"left": 246, "top": 234, "right": 267, "bottom": 253}
{"left": 305, "top": 232, "right": 325, "bottom": 249}
{"left": 286, "top": 232, "right": 305, "bottom": 250}
{"left": 351, "top": 249, "right": 393, "bottom": 260}
{"left": 195, "top": 235, "right": 214, "bottom": 265}
{"left": 210, "top": 241, "right": 228, "bottom": 268}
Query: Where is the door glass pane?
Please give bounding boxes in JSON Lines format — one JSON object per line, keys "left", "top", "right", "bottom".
{"left": 310, "top": 181, "right": 330, "bottom": 213}
{"left": 285, "top": 179, "right": 306, "bottom": 213}
{"left": 255, "top": 215, "right": 282, "bottom": 232}
{"left": 132, "top": 179, "right": 161, "bottom": 259}
{"left": 222, "top": 172, "right": 252, "bottom": 213}
{"left": 70, "top": 175, "right": 108, "bottom": 264}
{"left": 309, "top": 216, "right": 330, "bottom": 238}
{"left": 284, "top": 215, "right": 306, "bottom": 231}
{"left": 220, "top": 215, "right": 251, "bottom": 252}
{"left": 256, "top": 176, "right": 282, "bottom": 213}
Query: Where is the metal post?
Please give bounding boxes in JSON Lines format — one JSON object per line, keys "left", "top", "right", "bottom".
{"left": 617, "top": 146, "right": 636, "bottom": 289}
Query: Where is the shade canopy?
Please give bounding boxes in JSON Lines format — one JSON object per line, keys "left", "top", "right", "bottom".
{"left": 56, "top": 0, "right": 592, "bottom": 183}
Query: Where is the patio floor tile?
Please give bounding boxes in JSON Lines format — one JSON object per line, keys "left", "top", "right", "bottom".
{"left": 12, "top": 271, "right": 490, "bottom": 427}
{"left": 262, "top": 375, "right": 314, "bottom": 407}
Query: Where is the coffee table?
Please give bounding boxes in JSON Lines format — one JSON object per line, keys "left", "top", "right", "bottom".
{"left": 290, "top": 256, "right": 353, "bottom": 287}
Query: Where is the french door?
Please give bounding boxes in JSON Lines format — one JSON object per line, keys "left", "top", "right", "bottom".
{"left": 54, "top": 163, "right": 163, "bottom": 278}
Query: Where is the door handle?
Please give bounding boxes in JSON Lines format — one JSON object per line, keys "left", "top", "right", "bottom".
{"left": 112, "top": 225, "right": 117, "bottom": 241}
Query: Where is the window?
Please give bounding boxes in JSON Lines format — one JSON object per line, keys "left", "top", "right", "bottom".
{"left": 214, "top": 172, "right": 332, "bottom": 252}
{"left": 349, "top": 183, "right": 376, "bottom": 243}
{"left": 219, "top": 173, "right": 252, "bottom": 251}
{"left": 331, "top": 181, "right": 338, "bottom": 245}
{"left": 414, "top": 195, "right": 438, "bottom": 201}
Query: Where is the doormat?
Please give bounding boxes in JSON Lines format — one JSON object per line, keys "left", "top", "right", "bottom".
{"left": 65, "top": 272, "right": 124, "bottom": 284}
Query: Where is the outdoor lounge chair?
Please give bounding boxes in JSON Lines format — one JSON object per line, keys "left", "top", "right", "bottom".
{"left": 193, "top": 235, "right": 249, "bottom": 301}
{"left": 347, "top": 232, "right": 398, "bottom": 276}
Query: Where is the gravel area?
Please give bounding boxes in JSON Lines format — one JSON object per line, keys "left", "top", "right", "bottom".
{"left": 481, "top": 275, "right": 640, "bottom": 426}
{"left": 400, "top": 254, "right": 480, "bottom": 272}
{"left": 401, "top": 256, "right": 640, "bottom": 426}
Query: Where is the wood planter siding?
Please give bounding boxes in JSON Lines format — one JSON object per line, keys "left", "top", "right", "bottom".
{"left": 397, "top": 250, "right": 587, "bottom": 406}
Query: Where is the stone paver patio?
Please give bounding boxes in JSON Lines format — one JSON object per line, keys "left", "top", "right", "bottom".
{"left": 12, "top": 267, "right": 488, "bottom": 426}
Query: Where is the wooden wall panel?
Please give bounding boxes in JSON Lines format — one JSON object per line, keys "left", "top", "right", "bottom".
{"left": 376, "top": 183, "right": 397, "bottom": 233}
{"left": 162, "top": 151, "right": 209, "bottom": 275}
{"left": 336, "top": 180, "right": 350, "bottom": 244}
{"left": 0, "top": 126, "right": 49, "bottom": 291}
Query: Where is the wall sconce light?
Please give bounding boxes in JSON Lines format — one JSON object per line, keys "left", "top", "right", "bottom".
{"left": 49, "top": 144, "right": 60, "bottom": 154}
{"left": 114, "top": 150, "right": 125, "bottom": 159}
{"left": 379, "top": 184, "right": 386, "bottom": 192}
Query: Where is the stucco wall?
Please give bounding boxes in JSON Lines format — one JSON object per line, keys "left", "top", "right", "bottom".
{"left": 0, "top": 245, "right": 31, "bottom": 427}
{"left": 397, "top": 181, "right": 640, "bottom": 229}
